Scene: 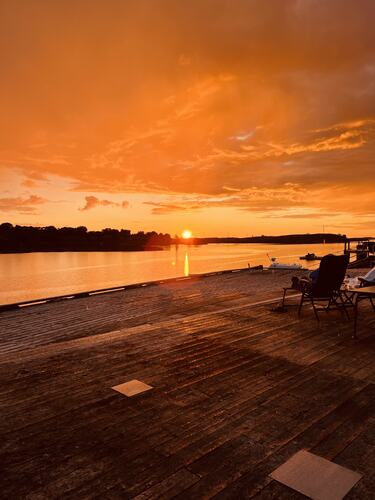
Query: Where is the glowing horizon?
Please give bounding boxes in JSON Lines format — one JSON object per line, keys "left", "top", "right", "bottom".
{"left": 0, "top": 1, "right": 374, "bottom": 237}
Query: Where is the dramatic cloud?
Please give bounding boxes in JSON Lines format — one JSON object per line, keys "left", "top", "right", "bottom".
{"left": 0, "top": 195, "right": 47, "bottom": 214}
{"left": 144, "top": 185, "right": 308, "bottom": 214}
{"left": 0, "top": 0, "right": 374, "bottom": 234}
{"left": 79, "top": 196, "right": 129, "bottom": 211}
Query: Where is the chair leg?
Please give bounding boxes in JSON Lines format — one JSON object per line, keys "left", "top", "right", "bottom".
{"left": 298, "top": 293, "right": 305, "bottom": 316}
{"left": 330, "top": 293, "right": 342, "bottom": 316}
{"left": 325, "top": 297, "right": 332, "bottom": 313}
{"left": 310, "top": 298, "right": 320, "bottom": 321}
{"left": 281, "top": 288, "right": 287, "bottom": 307}
{"left": 353, "top": 295, "right": 359, "bottom": 339}
{"left": 338, "top": 293, "right": 350, "bottom": 321}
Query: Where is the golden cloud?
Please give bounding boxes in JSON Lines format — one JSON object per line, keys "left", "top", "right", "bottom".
{"left": 0, "top": 195, "right": 47, "bottom": 214}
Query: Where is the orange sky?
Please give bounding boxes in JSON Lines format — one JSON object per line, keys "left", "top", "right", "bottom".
{"left": 0, "top": 0, "right": 374, "bottom": 237}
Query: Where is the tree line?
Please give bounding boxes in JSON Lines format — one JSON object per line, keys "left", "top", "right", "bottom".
{"left": 0, "top": 223, "right": 172, "bottom": 253}
{"left": 184, "top": 233, "right": 347, "bottom": 245}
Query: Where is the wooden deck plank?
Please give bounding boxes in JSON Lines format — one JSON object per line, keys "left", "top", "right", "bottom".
{"left": 0, "top": 270, "right": 373, "bottom": 498}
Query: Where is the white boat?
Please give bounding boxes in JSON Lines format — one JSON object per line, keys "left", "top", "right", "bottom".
{"left": 268, "top": 257, "right": 303, "bottom": 270}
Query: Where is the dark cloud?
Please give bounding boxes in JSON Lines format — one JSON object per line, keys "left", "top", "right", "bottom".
{"left": 79, "top": 196, "right": 129, "bottom": 211}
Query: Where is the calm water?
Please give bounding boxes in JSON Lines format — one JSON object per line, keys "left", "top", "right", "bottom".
{"left": 0, "top": 243, "right": 343, "bottom": 305}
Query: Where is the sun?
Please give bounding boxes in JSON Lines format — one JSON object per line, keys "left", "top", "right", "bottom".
{"left": 181, "top": 229, "right": 192, "bottom": 239}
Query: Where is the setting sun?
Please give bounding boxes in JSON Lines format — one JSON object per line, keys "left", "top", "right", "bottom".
{"left": 182, "top": 230, "right": 193, "bottom": 239}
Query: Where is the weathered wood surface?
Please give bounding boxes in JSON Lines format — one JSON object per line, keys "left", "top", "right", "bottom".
{"left": 0, "top": 270, "right": 374, "bottom": 499}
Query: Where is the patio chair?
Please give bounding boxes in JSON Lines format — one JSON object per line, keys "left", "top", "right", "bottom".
{"left": 282, "top": 254, "right": 350, "bottom": 321}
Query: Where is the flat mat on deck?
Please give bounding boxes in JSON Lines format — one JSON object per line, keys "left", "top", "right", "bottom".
{"left": 0, "top": 270, "right": 374, "bottom": 499}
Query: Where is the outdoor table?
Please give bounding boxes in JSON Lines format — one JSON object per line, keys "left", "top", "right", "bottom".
{"left": 346, "top": 286, "right": 375, "bottom": 338}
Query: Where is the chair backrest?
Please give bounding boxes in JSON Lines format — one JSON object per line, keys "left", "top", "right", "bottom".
{"left": 313, "top": 254, "right": 349, "bottom": 297}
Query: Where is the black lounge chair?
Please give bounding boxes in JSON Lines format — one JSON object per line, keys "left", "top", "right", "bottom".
{"left": 281, "top": 254, "right": 350, "bottom": 321}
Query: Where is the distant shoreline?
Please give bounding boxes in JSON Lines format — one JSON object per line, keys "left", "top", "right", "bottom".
{"left": 0, "top": 245, "right": 165, "bottom": 255}
{"left": 0, "top": 239, "right": 345, "bottom": 255}
{"left": 0, "top": 223, "right": 351, "bottom": 253}
{"left": 176, "top": 233, "right": 346, "bottom": 246}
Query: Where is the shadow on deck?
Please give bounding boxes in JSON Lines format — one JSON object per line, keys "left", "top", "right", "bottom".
{"left": 0, "top": 271, "right": 374, "bottom": 498}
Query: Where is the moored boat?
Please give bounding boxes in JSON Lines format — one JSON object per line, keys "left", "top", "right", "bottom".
{"left": 299, "top": 252, "right": 322, "bottom": 261}
{"left": 268, "top": 257, "right": 303, "bottom": 270}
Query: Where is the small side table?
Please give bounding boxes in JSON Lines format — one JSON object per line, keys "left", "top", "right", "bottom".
{"left": 346, "top": 286, "right": 375, "bottom": 338}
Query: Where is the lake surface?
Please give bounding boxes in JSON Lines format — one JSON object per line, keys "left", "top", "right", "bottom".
{"left": 0, "top": 243, "right": 343, "bottom": 305}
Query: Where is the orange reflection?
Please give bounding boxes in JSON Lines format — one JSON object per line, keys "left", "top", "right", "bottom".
{"left": 184, "top": 251, "right": 189, "bottom": 277}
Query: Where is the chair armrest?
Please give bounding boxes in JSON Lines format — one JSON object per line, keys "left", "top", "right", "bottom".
{"left": 299, "top": 279, "right": 313, "bottom": 293}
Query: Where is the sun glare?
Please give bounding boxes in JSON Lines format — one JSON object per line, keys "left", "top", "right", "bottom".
{"left": 182, "top": 229, "right": 192, "bottom": 239}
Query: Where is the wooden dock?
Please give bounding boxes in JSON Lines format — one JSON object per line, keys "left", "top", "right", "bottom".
{"left": 0, "top": 270, "right": 374, "bottom": 498}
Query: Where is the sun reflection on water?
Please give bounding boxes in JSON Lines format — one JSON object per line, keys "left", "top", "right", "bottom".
{"left": 184, "top": 251, "right": 189, "bottom": 277}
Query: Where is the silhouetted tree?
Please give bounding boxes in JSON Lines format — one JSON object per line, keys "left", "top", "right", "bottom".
{"left": 0, "top": 223, "right": 172, "bottom": 253}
